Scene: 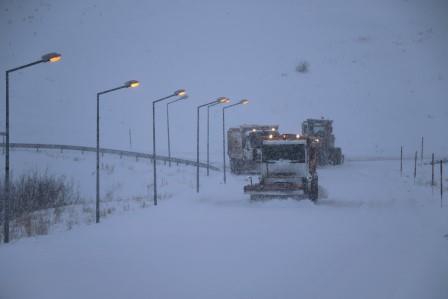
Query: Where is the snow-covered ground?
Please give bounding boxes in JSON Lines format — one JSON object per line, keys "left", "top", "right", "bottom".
{"left": 0, "top": 149, "right": 447, "bottom": 299}
{"left": 1, "top": 0, "right": 447, "bottom": 297}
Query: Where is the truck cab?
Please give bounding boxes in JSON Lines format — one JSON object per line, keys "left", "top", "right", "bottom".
{"left": 244, "top": 134, "right": 318, "bottom": 201}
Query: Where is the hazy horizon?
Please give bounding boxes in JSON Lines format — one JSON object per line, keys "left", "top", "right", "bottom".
{"left": 1, "top": 0, "right": 447, "bottom": 158}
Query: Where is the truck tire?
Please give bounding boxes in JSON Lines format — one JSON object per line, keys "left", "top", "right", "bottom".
{"left": 230, "top": 159, "right": 239, "bottom": 174}
{"left": 250, "top": 194, "right": 263, "bottom": 201}
{"left": 303, "top": 178, "right": 309, "bottom": 195}
{"left": 336, "top": 148, "right": 343, "bottom": 165}
{"left": 329, "top": 148, "right": 343, "bottom": 165}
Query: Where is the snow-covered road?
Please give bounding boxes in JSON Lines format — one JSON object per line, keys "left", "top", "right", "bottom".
{"left": 1, "top": 159, "right": 447, "bottom": 299}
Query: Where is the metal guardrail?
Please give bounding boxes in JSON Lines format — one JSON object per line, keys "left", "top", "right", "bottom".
{"left": 0, "top": 142, "right": 220, "bottom": 171}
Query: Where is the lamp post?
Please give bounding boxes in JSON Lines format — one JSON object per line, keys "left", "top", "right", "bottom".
{"left": 166, "top": 95, "right": 188, "bottom": 167}
{"left": 196, "top": 97, "right": 229, "bottom": 193}
{"left": 153, "top": 89, "right": 186, "bottom": 206}
{"left": 206, "top": 99, "right": 229, "bottom": 176}
{"left": 222, "top": 99, "right": 249, "bottom": 183}
{"left": 96, "top": 80, "right": 139, "bottom": 224}
{"left": 3, "top": 52, "right": 61, "bottom": 243}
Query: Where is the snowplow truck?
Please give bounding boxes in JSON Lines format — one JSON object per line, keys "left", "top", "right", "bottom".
{"left": 301, "top": 118, "right": 343, "bottom": 166}
{"left": 244, "top": 134, "right": 319, "bottom": 202}
{"left": 227, "top": 124, "right": 280, "bottom": 174}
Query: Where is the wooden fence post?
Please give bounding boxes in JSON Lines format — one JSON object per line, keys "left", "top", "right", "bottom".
{"left": 431, "top": 153, "right": 435, "bottom": 186}
{"left": 421, "top": 136, "right": 424, "bottom": 163}
{"left": 414, "top": 151, "right": 417, "bottom": 180}
{"left": 400, "top": 146, "right": 403, "bottom": 176}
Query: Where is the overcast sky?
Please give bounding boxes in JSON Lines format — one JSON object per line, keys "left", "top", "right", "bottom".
{"left": 1, "top": 0, "right": 447, "bottom": 158}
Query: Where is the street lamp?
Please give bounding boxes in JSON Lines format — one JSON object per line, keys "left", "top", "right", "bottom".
{"left": 3, "top": 52, "right": 61, "bottom": 243}
{"left": 96, "top": 80, "right": 139, "bottom": 223}
{"left": 222, "top": 99, "right": 249, "bottom": 183}
{"left": 152, "top": 89, "right": 186, "bottom": 206}
{"left": 196, "top": 97, "right": 229, "bottom": 192}
{"left": 166, "top": 95, "right": 188, "bottom": 167}
{"left": 207, "top": 98, "right": 230, "bottom": 176}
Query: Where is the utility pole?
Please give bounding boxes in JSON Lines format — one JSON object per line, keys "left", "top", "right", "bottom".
{"left": 3, "top": 52, "right": 62, "bottom": 243}
{"left": 152, "top": 89, "right": 186, "bottom": 205}
{"left": 196, "top": 97, "right": 229, "bottom": 192}
{"left": 222, "top": 99, "right": 249, "bottom": 183}
{"left": 206, "top": 102, "right": 221, "bottom": 176}
{"left": 96, "top": 80, "right": 140, "bottom": 223}
{"left": 129, "top": 128, "right": 132, "bottom": 149}
{"left": 166, "top": 96, "right": 188, "bottom": 167}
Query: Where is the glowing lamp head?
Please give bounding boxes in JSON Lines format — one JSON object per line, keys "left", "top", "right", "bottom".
{"left": 271, "top": 128, "right": 276, "bottom": 131}
{"left": 42, "top": 52, "right": 62, "bottom": 63}
{"left": 252, "top": 128, "right": 256, "bottom": 132}
{"left": 296, "top": 134, "right": 301, "bottom": 139}
{"left": 240, "top": 99, "right": 249, "bottom": 105}
{"left": 175, "top": 89, "right": 187, "bottom": 96}
{"left": 315, "top": 138, "right": 320, "bottom": 143}
{"left": 218, "top": 97, "right": 230, "bottom": 104}
{"left": 268, "top": 134, "right": 273, "bottom": 139}
{"left": 126, "top": 80, "right": 140, "bottom": 88}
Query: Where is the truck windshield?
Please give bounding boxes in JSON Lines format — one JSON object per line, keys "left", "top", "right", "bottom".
{"left": 312, "top": 125, "right": 325, "bottom": 135}
{"left": 248, "top": 131, "right": 277, "bottom": 148}
{"left": 262, "top": 144, "right": 306, "bottom": 162}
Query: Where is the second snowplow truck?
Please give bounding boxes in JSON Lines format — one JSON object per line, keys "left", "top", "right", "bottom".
{"left": 301, "top": 118, "right": 343, "bottom": 166}
{"left": 227, "top": 124, "right": 280, "bottom": 174}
